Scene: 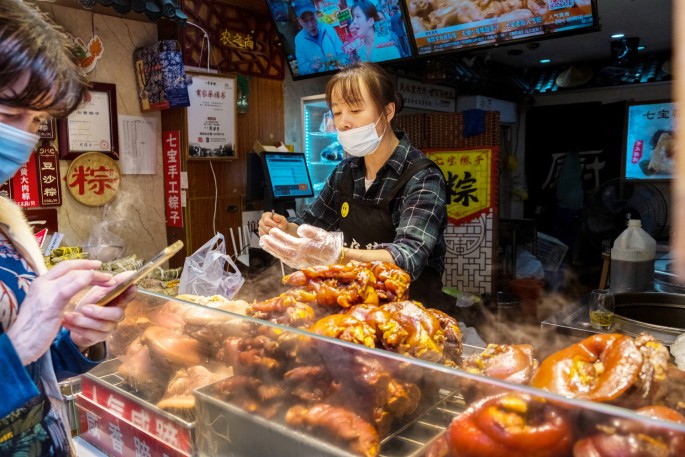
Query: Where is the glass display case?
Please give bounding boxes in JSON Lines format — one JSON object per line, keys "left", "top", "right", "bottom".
{"left": 301, "top": 94, "right": 342, "bottom": 205}
{"left": 74, "top": 280, "right": 685, "bottom": 457}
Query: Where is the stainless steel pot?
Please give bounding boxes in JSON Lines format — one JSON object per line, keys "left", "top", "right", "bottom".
{"left": 542, "top": 292, "right": 685, "bottom": 345}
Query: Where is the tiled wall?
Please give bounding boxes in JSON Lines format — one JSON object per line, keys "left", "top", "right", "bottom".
{"left": 397, "top": 112, "right": 501, "bottom": 295}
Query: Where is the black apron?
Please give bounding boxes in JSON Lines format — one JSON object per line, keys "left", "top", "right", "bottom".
{"left": 338, "top": 159, "right": 447, "bottom": 308}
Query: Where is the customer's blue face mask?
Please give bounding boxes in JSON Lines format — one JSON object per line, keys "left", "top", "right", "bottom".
{"left": 0, "top": 122, "right": 40, "bottom": 184}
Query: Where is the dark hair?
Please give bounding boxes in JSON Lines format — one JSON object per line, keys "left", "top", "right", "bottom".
{"left": 351, "top": 0, "right": 380, "bottom": 21}
{"left": 325, "top": 62, "right": 403, "bottom": 120}
{"left": 0, "top": 0, "right": 87, "bottom": 118}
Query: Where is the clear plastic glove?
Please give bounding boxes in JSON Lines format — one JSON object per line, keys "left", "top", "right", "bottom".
{"left": 259, "top": 224, "right": 343, "bottom": 269}
{"left": 258, "top": 211, "right": 288, "bottom": 237}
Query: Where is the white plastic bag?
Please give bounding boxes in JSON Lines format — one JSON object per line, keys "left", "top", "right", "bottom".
{"left": 179, "top": 233, "right": 244, "bottom": 299}
{"left": 515, "top": 248, "right": 545, "bottom": 280}
{"left": 672, "top": 332, "right": 685, "bottom": 371}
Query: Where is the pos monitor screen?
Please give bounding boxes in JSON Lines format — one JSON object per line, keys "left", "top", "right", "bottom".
{"left": 263, "top": 152, "right": 315, "bottom": 206}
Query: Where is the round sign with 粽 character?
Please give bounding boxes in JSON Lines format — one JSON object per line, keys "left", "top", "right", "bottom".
{"left": 66, "top": 152, "right": 121, "bottom": 206}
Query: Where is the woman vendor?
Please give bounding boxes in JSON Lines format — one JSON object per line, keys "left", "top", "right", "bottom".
{"left": 259, "top": 62, "right": 449, "bottom": 307}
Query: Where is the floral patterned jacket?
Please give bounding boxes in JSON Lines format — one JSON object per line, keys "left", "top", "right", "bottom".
{"left": 0, "top": 196, "right": 99, "bottom": 455}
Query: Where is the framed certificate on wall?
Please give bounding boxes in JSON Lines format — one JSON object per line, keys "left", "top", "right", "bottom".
{"left": 186, "top": 73, "right": 237, "bottom": 160}
{"left": 58, "top": 82, "right": 119, "bottom": 160}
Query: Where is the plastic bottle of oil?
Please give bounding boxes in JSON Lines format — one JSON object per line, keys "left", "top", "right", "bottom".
{"left": 610, "top": 219, "right": 656, "bottom": 293}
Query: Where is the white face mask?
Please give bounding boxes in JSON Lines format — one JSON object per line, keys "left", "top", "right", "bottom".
{"left": 0, "top": 122, "right": 39, "bottom": 184}
{"left": 337, "top": 115, "right": 387, "bottom": 157}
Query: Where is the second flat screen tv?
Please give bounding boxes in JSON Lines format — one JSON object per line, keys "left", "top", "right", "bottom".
{"left": 406, "top": 0, "right": 597, "bottom": 56}
{"left": 267, "top": 0, "right": 413, "bottom": 79}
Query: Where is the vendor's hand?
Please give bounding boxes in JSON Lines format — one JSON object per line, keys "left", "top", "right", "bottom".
{"left": 258, "top": 211, "right": 289, "bottom": 237}
{"left": 5, "top": 260, "right": 116, "bottom": 366}
{"left": 259, "top": 224, "right": 343, "bottom": 269}
{"left": 63, "top": 270, "right": 137, "bottom": 352}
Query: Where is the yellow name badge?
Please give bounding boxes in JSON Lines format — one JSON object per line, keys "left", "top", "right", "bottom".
{"left": 341, "top": 201, "right": 350, "bottom": 218}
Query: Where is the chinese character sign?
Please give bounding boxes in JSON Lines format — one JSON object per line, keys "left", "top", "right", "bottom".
{"left": 624, "top": 101, "right": 675, "bottom": 180}
{"left": 12, "top": 151, "right": 40, "bottom": 208}
{"left": 37, "top": 144, "right": 62, "bottom": 206}
{"left": 186, "top": 74, "right": 236, "bottom": 159}
{"left": 66, "top": 152, "right": 121, "bottom": 206}
{"left": 425, "top": 148, "right": 497, "bottom": 225}
{"left": 79, "top": 376, "right": 192, "bottom": 455}
{"left": 163, "top": 131, "right": 183, "bottom": 228}
{"left": 397, "top": 78, "right": 456, "bottom": 112}
{"left": 219, "top": 29, "right": 254, "bottom": 50}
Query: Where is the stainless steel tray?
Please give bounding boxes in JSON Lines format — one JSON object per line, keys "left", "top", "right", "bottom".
{"left": 59, "top": 376, "right": 82, "bottom": 436}
{"left": 80, "top": 359, "right": 196, "bottom": 455}
{"left": 83, "top": 358, "right": 196, "bottom": 428}
{"left": 379, "top": 391, "right": 464, "bottom": 457}
{"left": 194, "top": 382, "right": 465, "bottom": 457}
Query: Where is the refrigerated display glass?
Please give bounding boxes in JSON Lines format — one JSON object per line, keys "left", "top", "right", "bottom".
{"left": 76, "top": 283, "right": 685, "bottom": 457}
{"left": 301, "top": 94, "right": 343, "bottom": 205}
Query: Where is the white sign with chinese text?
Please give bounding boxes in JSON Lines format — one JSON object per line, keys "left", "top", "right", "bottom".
{"left": 186, "top": 73, "right": 236, "bottom": 159}
{"left": 397, "top": 77, "right": 456, "bottom": 112}
{"left": 118, "top": 115, "right": 158, "bottom": 175}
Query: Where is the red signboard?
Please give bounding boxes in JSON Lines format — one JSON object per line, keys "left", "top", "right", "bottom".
{"left": 79, "top": 375, "right": 193, "bottom": 454}
{"left": 163, "top": 130, "right": 183, "bottom": 228}
{"left": 37, "top": 143, "right": 62, "bottom": 206}
{"left": 77, "top": 395, "right": 189, "bottom": 457}
{"left": 425, "top": 148, "right": 499, "bottom": 226}
{"left": 12, "top": 151, "right": 40, "bottom": 208}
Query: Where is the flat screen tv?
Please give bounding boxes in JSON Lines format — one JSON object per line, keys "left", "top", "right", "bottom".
{"left": 263, "top": 152, "right": 315, "bottom": 201}
{"left": 405, "top": 0, "right": 598, "bottom": 56}
{"left": 623, "top": 100, "right": 675, "bottom": 181}
{"left": 266, "top": 0, "right": 413, "bottom": 80}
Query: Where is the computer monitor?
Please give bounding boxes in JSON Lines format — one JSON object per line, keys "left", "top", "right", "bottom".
{"left": 262, "top": 152, "right": 314, "bottom": 214}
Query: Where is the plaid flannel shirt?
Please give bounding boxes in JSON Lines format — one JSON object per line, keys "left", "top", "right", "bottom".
{"left": 294, "top": 132, "right": 447, "bottom": 280}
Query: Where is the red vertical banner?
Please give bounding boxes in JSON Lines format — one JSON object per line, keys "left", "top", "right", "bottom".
{"left": 37, "top": 143, "right": 62, "bottom": 206}
{"left": 163, "top": 130, "right": 183, "bottom": 228}
{"left": 12, "top": 152, "right": 40, "bottom": 208}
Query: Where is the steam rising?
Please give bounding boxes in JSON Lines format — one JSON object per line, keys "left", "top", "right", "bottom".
{"left": 84, "top": 203, "right": 127, "bottom": 262}
{"left": 234, "top": 261, "right": 291, "bottom": 302}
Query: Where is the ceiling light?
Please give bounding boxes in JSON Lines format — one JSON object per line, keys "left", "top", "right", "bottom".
{"left": 611, "top": 33, "right": 625, "bottom": 39}
{"left": 539, "top": 59, "right": 551, "bottom": 63}
{"left": 638, "top": 45, "right": 646, "bottom": 51}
